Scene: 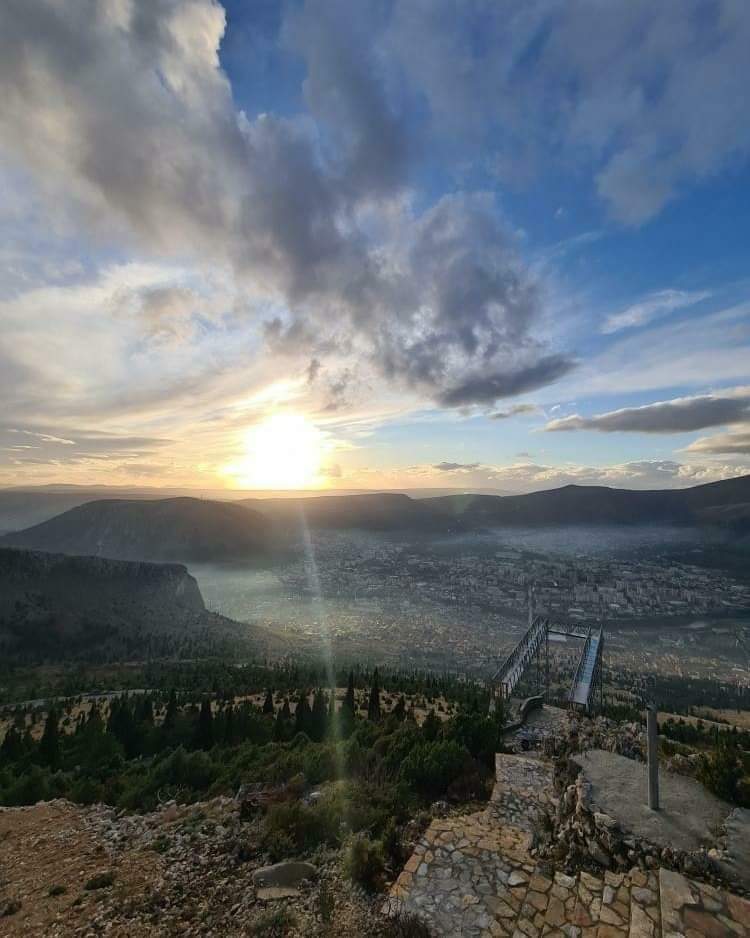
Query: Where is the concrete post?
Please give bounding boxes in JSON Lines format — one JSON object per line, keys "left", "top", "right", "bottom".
{"left": 646, "top": 704, "right": 660, "bottom": 811}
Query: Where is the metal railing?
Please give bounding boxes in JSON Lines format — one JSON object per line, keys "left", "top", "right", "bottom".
{"left": 491, "top": 615, "right": 548, "bottom": 700}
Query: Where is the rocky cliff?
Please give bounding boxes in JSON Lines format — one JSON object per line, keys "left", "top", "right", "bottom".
{"left": 0, "top": 547, "right": 242, "bottom": 661}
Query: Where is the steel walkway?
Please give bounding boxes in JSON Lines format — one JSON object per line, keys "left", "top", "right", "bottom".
{"left": 569, "top": 627, "right": 604, "bottom": 709}
{"left": 490, "top": 616, "right": 605, "bottom": 713}
{"left": 490, "top": 616, "right": 548, "bottom": 700}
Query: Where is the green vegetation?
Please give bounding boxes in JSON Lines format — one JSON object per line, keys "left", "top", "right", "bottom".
{"left": 84, "top": 871, "right": 115, "bottom": 890}
{"left": 0, "top": 664, "right": 504, "bottom": 874}
{"left": 343, "top": 834, "right": 386, "bottom": 891}
{"left": 696, "top": 732, "right": 750, "bottom": 806}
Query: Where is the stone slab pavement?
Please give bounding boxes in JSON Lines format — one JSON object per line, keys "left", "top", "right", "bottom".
{"left": 385, "top": 753, "right": 750, "bottom": 938}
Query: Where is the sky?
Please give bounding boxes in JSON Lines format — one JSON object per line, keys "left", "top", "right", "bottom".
{"left": 1, "top": 0, "right": 750, "bottom": 494}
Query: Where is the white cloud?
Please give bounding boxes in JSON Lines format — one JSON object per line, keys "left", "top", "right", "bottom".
{"left": 601, "top": 289, "right": 710, "bottom": 334}
{"left": 386, "top": 0, "right": 750, "bottom": 223}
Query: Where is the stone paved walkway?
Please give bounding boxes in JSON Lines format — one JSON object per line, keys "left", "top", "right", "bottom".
{"left": 385, "top": 754, "right": 750, "bottom": 938}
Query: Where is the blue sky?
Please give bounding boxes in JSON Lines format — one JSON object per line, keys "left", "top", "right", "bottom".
{"left": 1, "top": 0, "right": 749, "bottom": 493}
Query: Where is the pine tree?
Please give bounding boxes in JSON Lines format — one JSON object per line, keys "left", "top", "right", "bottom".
{"left": 0, "top": 725, "right": 23, "bottom": 762}
{"left": 273, "top": 706, "right": 288, "bottom": 742}
{"left": 223, "top": 705, "right": 235, "bottom": 746}
{"left": 423, "top": 708, "right": 440, "bottom": 741}
{"left": 294, "top": 693, "right": 311, "bottom": 737}
{"left": 39, "top": 708, "right": 60, "bottom": 770}
{"left": 281, "top": 698, "right": 292, "bottom": 720}
{"left": 163, "top": 689, "right": 178, "bottom": 731}
{"left": 343, "top": 671, "right": 356, "bottom": 716}
{"left": 311, "top": 689, "right": 329, "bottom": 742}
{"left": 393, "top": 695, "right": 406, "bottom": 722}
{"left": 368, "top": 669, "right": 381, "bottom": 722}
{"left": 263, "top": 689, "right": 274, "bottom": 715}
{"left": 194, "top": 699, "right": 214, "bottom": 750}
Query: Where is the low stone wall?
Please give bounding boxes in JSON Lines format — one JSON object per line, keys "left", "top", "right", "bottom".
{"left": 531, "top": 754, "right": 746, "bottom": 897}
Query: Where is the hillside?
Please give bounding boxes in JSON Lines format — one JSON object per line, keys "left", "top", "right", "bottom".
{"left": 0, "top": 497, "right": 271, "bottom": 563}
{"left": 247, "top": 476, "right": 750, "bottom": 532}
{"left": 424, "top": 475, "right": 750, "bottom": 529}
{"left": 0, "top": 547, "right": 280, "bottom": 662}
{"left": 243, "top": 492, "right": 465, "bottom": 533}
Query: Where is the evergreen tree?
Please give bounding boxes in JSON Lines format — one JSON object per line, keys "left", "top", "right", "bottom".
{"left": 342, "top": 671, "right": 356, "bottom": 716}
{"left": 423, "top": 708, "right": 440, "bottom": 741}
{"left": 294, "top": 693, "right": 311, "bottom": 736}
{"left": 223, "top": 705, "right": 235, "bottom": 746}
{"left": 327, "top": 687, "right": 338, "bottom": 738}
{"left": 194, "top": 699, "right": 214, "bottom": 750}
{"left": 393, "top": 695, "right": 406, "bottom": 722}
{"left": 311, "top": 689, "right": 329, "bottom": 742}
{"left": 163, "top": 689, "right": 178, "bottom": 730}
{"left": 39, "top": 708, "right": 60, "bottom": 770}
{"left": 273, "top": 706, "right": 289, "bottom": 742}
{"left": 281, "top": 698, "right": 291, "bottom": 720}
{"left": 0, "top": 725, "right": 23, "bottom": 763}
{"left": 138, "top": 696, "right": 154, "bottom": 725}
{"left": 263, "top": 689, "right": 274, "bottom": 715}
{"left": 368, "top": 669, "right": 381, "bottom": 722}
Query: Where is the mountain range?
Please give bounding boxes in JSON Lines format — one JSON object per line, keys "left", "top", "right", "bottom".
{"left": 0, "top": 475, "right": 748, "bottom": 565}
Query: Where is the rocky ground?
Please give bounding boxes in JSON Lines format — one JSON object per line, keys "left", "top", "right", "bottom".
{"left": 0, "top": 797, "right": 393, "bottom": 937}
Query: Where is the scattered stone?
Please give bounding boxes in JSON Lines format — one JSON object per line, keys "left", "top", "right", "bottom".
{"left": 252, "top": 860, "right": 317, "bottom": 888}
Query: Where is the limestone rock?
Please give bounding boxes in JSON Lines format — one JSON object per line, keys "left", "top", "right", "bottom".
{"left": 252, "top": 861, "right": 317, "bottom": 888}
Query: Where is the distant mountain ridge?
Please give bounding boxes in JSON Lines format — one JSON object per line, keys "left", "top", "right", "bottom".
{"left": 0, "top": 497, "right": 271, "bottom": 563}
{"left": 241, "top": 492, "right": 465, "bottom": 532}
{"left": 0, "top": 475, "right": 748, "bottom": 566}
{"left": 244, "top": 475, "right": 750, "bottom": 532}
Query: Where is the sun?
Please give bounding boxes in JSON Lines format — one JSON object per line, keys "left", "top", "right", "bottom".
{"left": 228, "top": 414, "right": 326, "bottom": 489}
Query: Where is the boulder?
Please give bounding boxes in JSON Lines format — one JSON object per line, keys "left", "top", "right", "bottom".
{"left": 256, "top": 886, "right": 301, "bottom": 901}
{"left": 252, "top": 861, "right": 317, "bottom": 889}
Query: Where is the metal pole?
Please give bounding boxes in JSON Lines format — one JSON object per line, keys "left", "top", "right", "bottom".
{"left": 646, "top": 704, "right": 660, "bottom": 811}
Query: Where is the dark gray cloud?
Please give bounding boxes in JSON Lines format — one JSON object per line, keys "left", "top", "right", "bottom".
{"left": 439, "top": 354, "right": 574, "bottom": 408}
{"left": 0, "top": 0, "right": 572, "bottom": 411}
{"left": 433, "top": 462, "right": 480, "bottom": 472}
{"left": 545, "top": 391, "right": 750, "bottom": 434}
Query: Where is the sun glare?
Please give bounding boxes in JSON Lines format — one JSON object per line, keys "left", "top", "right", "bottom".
{"left": 228, "top": 414, "right": 326, "bottom": 489}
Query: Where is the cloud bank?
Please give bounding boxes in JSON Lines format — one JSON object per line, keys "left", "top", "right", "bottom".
{"left": 0, "top": 0, "right": 572, "bottom": 411}
{"left": 546, "top": 390, "right": 750, "bottom": 434}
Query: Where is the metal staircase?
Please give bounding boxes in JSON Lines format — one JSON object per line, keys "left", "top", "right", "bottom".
{"left": 568, "top": 627, "right": 604, "bottom": 710}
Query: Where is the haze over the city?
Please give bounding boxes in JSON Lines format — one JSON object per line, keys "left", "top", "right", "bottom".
{"left": 2, "top": 0, "right": 750, "bottom": 494}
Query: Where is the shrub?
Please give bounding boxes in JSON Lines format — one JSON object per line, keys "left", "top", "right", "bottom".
{"left": 381, "top": 817, "right": 406, "bottom": 869}
{"left": 84, "top": 871, "right": 114, "bottom": 890}
{"left": 343, "top": 834, "right": 385, "bottom": 892}
{"left": 48, "top": 884, "right": 67, "bottom": 897}
{"left": 251, "top": 907, "right": 296, "bottom": 936}
{"left": 399, "top": 740, "right": 469, "bottom": 799}
{"left": 317, "top": 881, "right": 335, "bottom": 924}
{"left": 384, "top": 911, "right": 433, "bottom": 937}
{"left": 261, "top": 800, "right": 340, "bottom": 859}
